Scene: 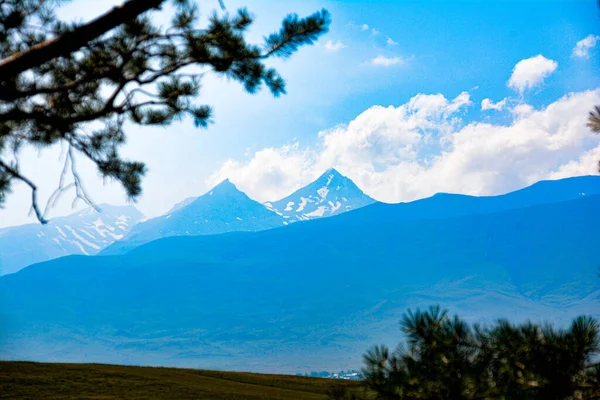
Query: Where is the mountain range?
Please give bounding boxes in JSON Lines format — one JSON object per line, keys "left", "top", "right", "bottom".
{"left": 1, "top": 174, "right": 598, "bottom": 372}
{"left": 0, "top": 169, "right": 373, "bottom": 269}
{"left": 102, "top": 169, "right": 375, "bottom": 254}
{"left": 0, "top": 204, "right": 143, "bottom": 275}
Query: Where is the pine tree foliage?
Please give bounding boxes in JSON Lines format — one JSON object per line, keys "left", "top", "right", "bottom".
{"left": 589, "top": 1, "right": 600, "bottom": 172}
{"left": 588, "top": 105, "right": 600, "bottom": 173}
{"left": 0, "top": 0, "right": 330, "bottom": 222}
{"left": 362, "top": 306, "right": 600, "bottom": 400}
{"left": 590, "top": 106, "right": 600, "bottom": 134}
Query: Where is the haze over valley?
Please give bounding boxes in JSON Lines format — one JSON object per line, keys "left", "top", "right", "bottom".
{"left": 1, "top": 173, "right": 598, "bottom": 372}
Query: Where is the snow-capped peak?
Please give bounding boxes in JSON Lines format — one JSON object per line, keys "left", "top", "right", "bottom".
{"left": 166, "top": 180, "right": 245, "bottom": 214}
{"left": 266, "top": 168, "right": 375, "bottom": 221}
{"left": 210, "top": 178, "right": 240, "bottom": 195}
{"left": 100, "top": 178, "right": 285, "bottom": 255}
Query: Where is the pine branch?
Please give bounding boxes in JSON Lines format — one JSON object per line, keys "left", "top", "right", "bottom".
{"left": 0, "top": 1, "right": 330, "bottom": 223}
{"left": 588, "top": 105, "right": 600, "bottom": 133}
{"left": 0, "top": 0, "right": 166, "bottom": 78}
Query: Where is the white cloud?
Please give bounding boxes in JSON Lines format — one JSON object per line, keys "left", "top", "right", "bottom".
{"left": 507, "top": 55, "right": 558, "bottom": 94}
{"left": 572, "top": 34, "right": 600, "bottom": 59}
{"left": 349, "top": 23, "right": 382, "bottom": 36}
{"left": 548, "top": 145, "right": 600, "bottom": 179}
{"left": 481, "top": 98, "right": 507, "bottom": 111}
{"left": 370, "top": 55, "right": 404, "bottom": 67}
{"left": 510, "top": 103, "right": 534, "bottom": 118}
{"left": 445, "top": 91, "right": 472, "bottom": 113}
{"left": 207, "top": 143, "right": 315, "bottom": 202}
{"left": 208, "top": 89, "right": 600, "bottom": 203}
{"left": 324, "top": 40, "right": 347, "bottom": 52}
{"left": 386, "top": 36, "right": 398, "bottom": 46}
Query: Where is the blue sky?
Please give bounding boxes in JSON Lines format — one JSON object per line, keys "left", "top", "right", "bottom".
{"left": 1, "top": 0, "right": 599, "bottom": 227}
{"left": 222, "top": 0, "right": 600, "bottom": 137}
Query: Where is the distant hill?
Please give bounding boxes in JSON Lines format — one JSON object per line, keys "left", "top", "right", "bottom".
{"left": 0, "top": 361, "right": 360, "bottom": 399}
{"left": 0, "top": 204, "right": 143, "bottom": 275}
{"left": 340, "top": 175, "right": 600, "bottom": 223}
{"left": 101, "top": 179, "right": 285, "bottom": 255}
{"left": 265, "top": 168, "right": 376, "bottom": 221}
{"left": 2, "top": 193, "right": 598, "bottom": 372}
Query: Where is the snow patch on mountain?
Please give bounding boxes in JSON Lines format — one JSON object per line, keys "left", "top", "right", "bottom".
{"left": 317, "top": 187, "right": 329, "bottom": 199}
{"left": 0, "top": 204, "right": 144, "bottom": 275}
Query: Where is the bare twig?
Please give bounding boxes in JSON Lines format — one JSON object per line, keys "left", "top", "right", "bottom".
{"left": 43, "top": 147, "right": 75, "bottom": 218}
{"left": 0, "top": 158, "right": 47, "bottom": 224}
{"left": 68, "top": 146, "right": 97, "bottom": 211}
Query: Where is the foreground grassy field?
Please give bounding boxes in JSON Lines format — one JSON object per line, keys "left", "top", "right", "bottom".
{"left": 0, "top": 361, "right": 362, "bottom": 399}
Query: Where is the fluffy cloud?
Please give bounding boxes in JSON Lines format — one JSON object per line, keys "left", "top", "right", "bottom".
{"left": 208, "top": 143, "right": 316, "bottom": 202}
{"left": 481, "top": 98, "right": 507, "bottom": 111}
{"left": 572, "top": 34, "right": 600, "bottom": 59}
{"left": 208, "top": 89, "right": 600, "bottom": 203}
{"left": 324, "top": 40, "right": 347, "bottom": 51}
{"left": 548, "top": 145, "right": 600, "bottom": 179}
{"left": 370, "top": 55, "right": 404, "bottom": 67}
{"left": 507, "top": 55, "right": 558, "bottom": 93}
{"left": 510, "top": 103, "right": 534, "bottom": 118}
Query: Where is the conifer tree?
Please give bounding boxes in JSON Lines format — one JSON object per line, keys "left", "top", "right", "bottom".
{"left": 589, "top": 1, "right": 600, "bottom": 171}
{"left": 363, "top": 306, "right": 600, "bottom": 400}
{"left": 0, "top": 0, "right": 330, "bottom": 222}
{"left": 589, "top": 105, "right": 600, "bottom": 172}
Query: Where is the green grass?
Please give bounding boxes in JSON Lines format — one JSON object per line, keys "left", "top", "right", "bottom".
{"left": 0, "top": 361, "right": 362, "bottom": 399}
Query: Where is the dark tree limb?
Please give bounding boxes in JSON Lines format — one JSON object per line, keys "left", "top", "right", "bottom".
{"left": 0, "top": 159, "right": 47, "bottom": 224}
{"left": 0, "top": 0, "right": 166, "bottom": 78}
{"left": 0, "top": 0, "right": 329, "bottom": 223}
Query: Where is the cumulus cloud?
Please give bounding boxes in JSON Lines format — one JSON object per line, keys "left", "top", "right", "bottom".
{"left": 548, "top": 145, "right": 600, "bottom": 179}
{"left": 510, "top": 103, "right": 535, "bottom": 119}
{"left": 324, "top": 40, "right": 347, "bottom": 51}
{"left": 370, "top": 55, "right": 404, "bottom": 67}
{"left": 481, "top": 98, "right": 507, "bottom": 111}
{"left": 207, "top": 89, "right": 600, "bottom": 203}
{"left": 507, "top": 55, "right": 558, "bottom": 93}
{"left": 572, "top": 34, "right": 600, "bottom": 59}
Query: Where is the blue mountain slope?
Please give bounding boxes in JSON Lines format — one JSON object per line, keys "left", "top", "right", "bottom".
{"left": 265, "top": 168, "right": 376, "bottom": 221}
{"left": 101, "top": 179, "right": 284, "bottom": 255}
{"left": 0, "top": 204, "right": 143, "bottom": 275}
{"left": 99, "top": 175, "right": 599, "bottom": 256}
{"left": 340, "top": 175, "right": 600, "bottom": 223}
{"left": 1, "top": 194, "right": 598, "bottom": 372}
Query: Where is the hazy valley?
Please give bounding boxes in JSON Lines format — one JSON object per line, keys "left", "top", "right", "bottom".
{"left": 1, "top": 173, "right": 598, "bottom": 373}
